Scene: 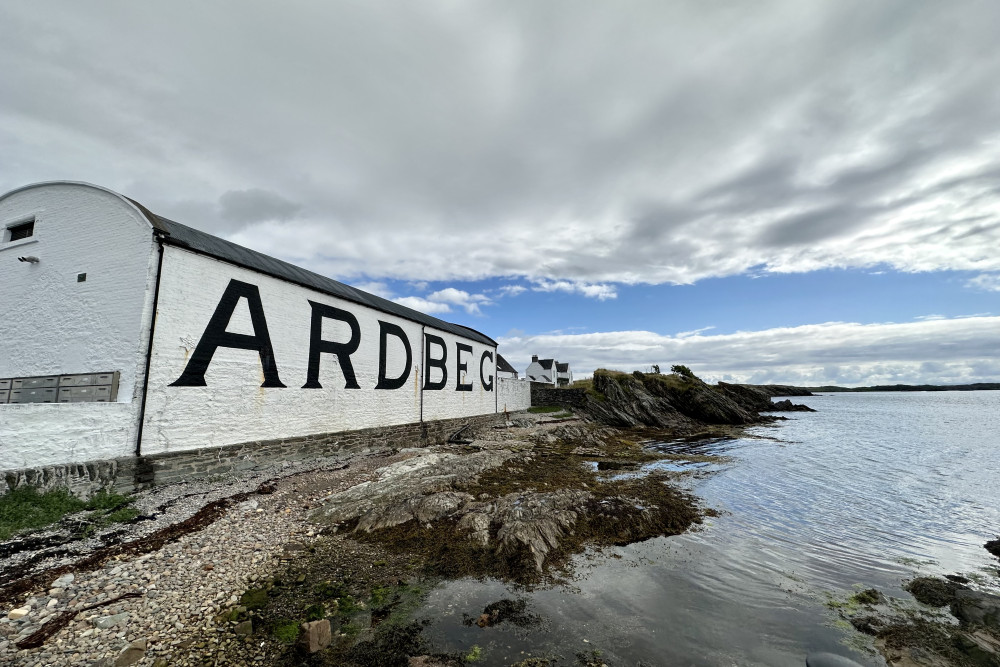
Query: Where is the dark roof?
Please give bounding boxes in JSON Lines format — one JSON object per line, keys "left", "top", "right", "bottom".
{"left": 537, "top": 359, "right": 554, "bottom": 370}
{"left": 529, "top": 374, "right": 551, "bottom": 383}
{"left": 496, "top": 354, "right": 518, "bottom": 374}
{"left": 556, "top": 362, "right": 569, "bottom": 372}
{"left": 129, "top": 200, "right": 496, "bottom": 347}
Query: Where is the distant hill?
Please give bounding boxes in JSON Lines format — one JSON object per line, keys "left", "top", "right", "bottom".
{"left": 806, "top": 383, "right": 1000, "bottom": 392}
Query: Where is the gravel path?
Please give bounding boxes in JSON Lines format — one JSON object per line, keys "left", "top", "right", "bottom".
{"left": 0, "top": 449, "right": 411, "bottom": 666}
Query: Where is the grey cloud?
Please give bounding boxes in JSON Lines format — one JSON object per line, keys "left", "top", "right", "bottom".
{"left": 2, "top": 1, "right": 1000, "bottom": 286}
{"left": 756, "top": 204, "right": 868, "bottom": 248}
{"left": 219, "top": 189, "right": 301, "bottom": 224}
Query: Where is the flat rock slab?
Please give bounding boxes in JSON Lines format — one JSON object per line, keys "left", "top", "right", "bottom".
{"left": 92, "top": 612, "right": 129, "bottom": 629}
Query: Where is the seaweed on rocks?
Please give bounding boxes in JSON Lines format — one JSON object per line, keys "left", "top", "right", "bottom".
{"left": 315, "top": 428, "right": 710, "bottom": 585}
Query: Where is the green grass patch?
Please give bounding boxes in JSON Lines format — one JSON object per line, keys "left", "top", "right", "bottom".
{"left": 271, "top": 619, "right": 302, "bottom": 643}
{"left": 527, "top": 405, "right": 563, "bottom": 414}
{"left": 0, "top": 487, "right": 137, "bottom": 541}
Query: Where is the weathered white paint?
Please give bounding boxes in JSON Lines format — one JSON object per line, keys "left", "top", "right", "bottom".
{"left": 1, "top": 182, "right": 504, "bottom": 472}
{"left": 0, "top": 183, "right": 159, "bottom": 468}
{"left": 0, "top": 403, "right": 137, "bottom": 469}
{"left": 141, "top": 247, "right": 497, "bottom": 454}
{"left": 497, "top": 377, "right": 531, "bottom": 413}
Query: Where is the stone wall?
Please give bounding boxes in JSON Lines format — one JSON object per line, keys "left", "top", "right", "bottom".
{"left": 1, "top": 411, "right": 516, "bottom": 498}
{"left": 529, "top": 384, "right": 588, "bottom": 409}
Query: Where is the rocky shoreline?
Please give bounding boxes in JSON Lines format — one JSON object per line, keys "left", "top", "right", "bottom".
{"left": 0, "top": 412, "right": 712, "bottom": 666}
{"left": 0, "top": 370, "right": 879, "bottom": 666}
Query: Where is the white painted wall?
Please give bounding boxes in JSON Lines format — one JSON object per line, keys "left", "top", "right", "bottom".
{"left": 0, "top": 183, "right": 158, "bottom": 469}
{"left": 497, "top": 377, "right": 531, "bottom": 413}
{"left": 419, "top": 326, "right": 498, "bottom": 423}
{"left": 0, "top": 403, "right": 137, "bottom": 469}
{"left": 141, "top": 247, "right": 497, "bottom": 454}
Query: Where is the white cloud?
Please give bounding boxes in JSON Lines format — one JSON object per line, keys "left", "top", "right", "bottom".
{"left": 426, "top": 288, "right": 492, "bottom": 314}
{"left": 391, "top": 296, "right": 452, "bottom": 314}
{"left": 967, "top": 274, "right": 1000, "bottom": 292}
{"left": 391, "top": 287, "right": 491, "bottom": 316}
{"left": 497, "top": 316, "right": 1000, "bottom": 386}
{"left": 349, "top": 281, "right": 393, "bottom": 298}
{"left": 676, "top": 326, "right": 716, "bottom": 338}
{"left": 531, "top": 279, "right": 617, "bottom": 300}
{"left": 496, "top": 284, "right": 527, "bottom": 297}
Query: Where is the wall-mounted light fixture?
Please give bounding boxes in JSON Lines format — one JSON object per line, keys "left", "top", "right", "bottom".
{"left": 17, "top": 256, "right": 40, "bottom": 263}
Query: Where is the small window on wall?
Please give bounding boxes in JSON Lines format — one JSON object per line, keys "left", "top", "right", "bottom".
{"left": 6, "top": 220, "right": 34, "bottom": 242}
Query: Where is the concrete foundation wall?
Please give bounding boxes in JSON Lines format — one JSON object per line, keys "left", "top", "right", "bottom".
{"left": 2, "top": 412, "right": 511, "bottom": 498}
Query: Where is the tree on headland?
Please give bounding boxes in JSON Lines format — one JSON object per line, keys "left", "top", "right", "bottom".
{"left": 670, "top": 364, "right": 695, "bottom": 379}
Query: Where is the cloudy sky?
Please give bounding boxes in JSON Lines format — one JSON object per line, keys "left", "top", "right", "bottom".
{"left": 3, "top": 1, "right": 999, "bottom": 385}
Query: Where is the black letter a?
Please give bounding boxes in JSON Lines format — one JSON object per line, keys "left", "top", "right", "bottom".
{"left": 170, "top": 279, "right": 286, "bottom": 387}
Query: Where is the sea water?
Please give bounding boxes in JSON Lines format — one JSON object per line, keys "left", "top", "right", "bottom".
{"left": 415, "top": 391, "right": 1000, "bottom": 666}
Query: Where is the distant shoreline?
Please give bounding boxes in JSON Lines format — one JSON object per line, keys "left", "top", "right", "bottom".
{"left": 802, "top": 382, "right": 1000, "bottom": 392}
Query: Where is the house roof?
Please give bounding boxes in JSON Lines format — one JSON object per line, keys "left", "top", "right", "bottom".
{"left": 556, "top": 362, "right": 569, "bottom": 372}
{"left": 528, "top": 374, "right": 551, "bottom": 383}
{"left": 536, "top": 359, "right": 554, "bottom": 370}
{"left": 496, "top": 354, "right": 518, "bottom": 374}
{"left": 127, "top": 200, "right": 497, "bottom": 347}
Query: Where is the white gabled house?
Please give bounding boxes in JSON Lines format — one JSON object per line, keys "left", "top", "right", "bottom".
{"left": 525, "top": 355, "right": 573, "bottom": 387}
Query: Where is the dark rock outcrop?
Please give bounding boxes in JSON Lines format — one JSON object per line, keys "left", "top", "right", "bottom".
{"left": 584, "top": 372, "right": 757, "bottom": 428}
{"left": 986, "top": 538, "right": 1000, "bottom": 559}
{"left": 905, "top": 576, "right": 967, "bottom": 607}
{"left": 715, "top": 383, "right": 815, "bottom": 412}
{"left": 769, "top": 399, "right": 817, "bottom": 412}
{"left": 715, "top": 382, "right": 775, "bottom": 412}
{"left": 951, "top": 589, "right": 1000, "bottom": 630}
{"left": 581, "top": 371, "right": 814, "bottom": 429}
{"left": 749, "top": 384, "right": 815, "bottom": 397}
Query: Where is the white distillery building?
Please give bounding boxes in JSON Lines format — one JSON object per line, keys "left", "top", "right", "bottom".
{"left": 0, "top": 182, "right": 529, "bottom": 473}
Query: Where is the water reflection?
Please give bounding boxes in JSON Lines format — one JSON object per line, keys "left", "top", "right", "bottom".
{"left": 415, "top": 392, "right": 1000, "bottom": 666}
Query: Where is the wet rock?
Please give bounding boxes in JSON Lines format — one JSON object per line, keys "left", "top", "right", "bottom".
{"left": 769, "top": 399, "right": 816, "bottom": 412}
{"left": 905, "top": 577, "right": 966, "bottom": 607}
{"left": 950, "top": 589, "right": 1000, "bottom": 630}
{"left": 464, "top": 598, "right": 540, "bottom": 628}
{"left": 851, "top": 588, "right": 886, "bottom": 606}
{"left": 113, "top": 638, "right": 146, "bottom": 666}
{"left": 986, "top": 538, "right": 1000, "bottom": 559}
{"left": 850, "top": 615, "right": 886, "bottom": 636}
{"left": 952, "top": 629, "right": 1000, "bottom": 664}
{"left": 301, "top": 619, "right": 331, "bottom": 652}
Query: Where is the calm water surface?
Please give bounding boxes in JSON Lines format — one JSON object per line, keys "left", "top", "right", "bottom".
{"left": 417, "top": 392, "right": 1000, "bottom": 666}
